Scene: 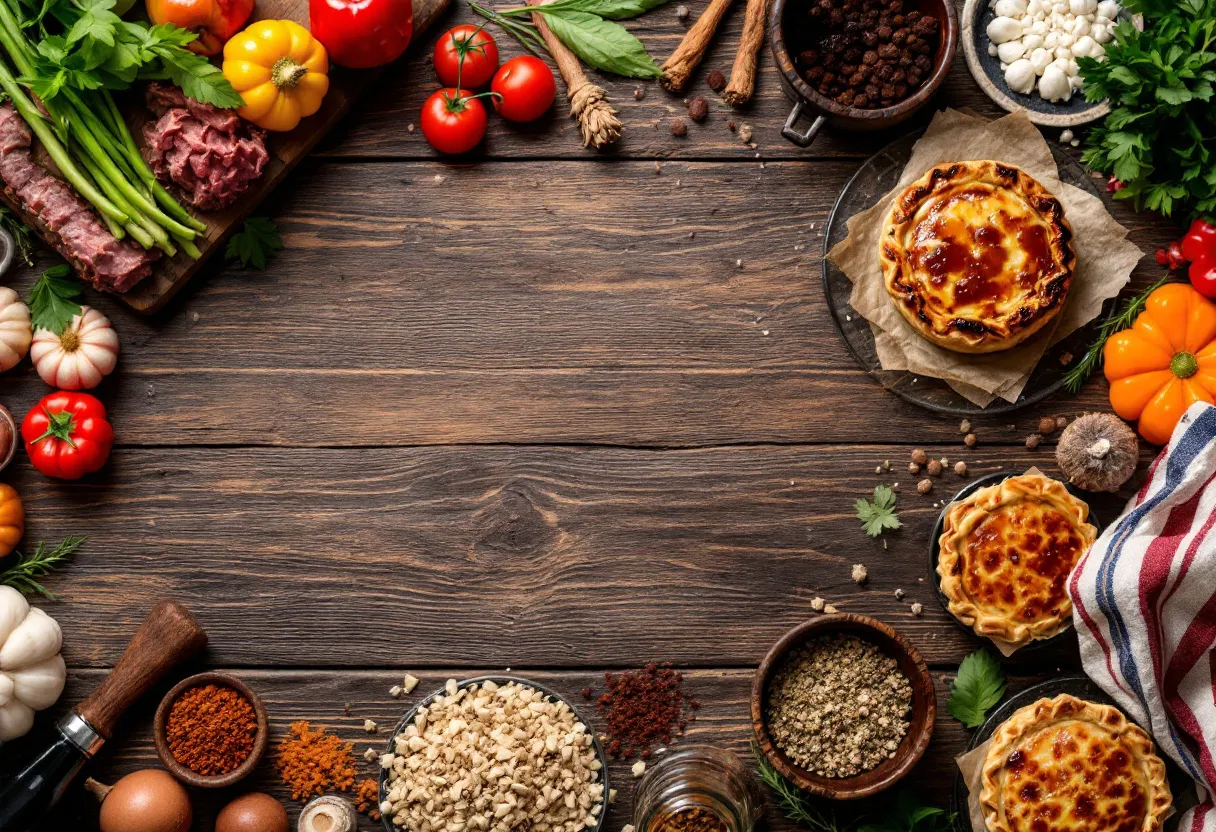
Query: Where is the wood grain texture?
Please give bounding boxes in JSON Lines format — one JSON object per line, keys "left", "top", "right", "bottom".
{"left": 9, "top": 669, "right": 1052, "bottom": 831}
{"left": 1, "top": 157, "right": 1173, "bottom": 447}
{"left": 8, "top": 443, "right": 1111, "bottom": 669}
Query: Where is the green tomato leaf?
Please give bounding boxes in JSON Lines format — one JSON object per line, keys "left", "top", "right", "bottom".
{"left": 947, "top": 650, "right": 1007, "bottom": 728}
{"left": 536, "top": 11, "right": 661, "bottom": 77}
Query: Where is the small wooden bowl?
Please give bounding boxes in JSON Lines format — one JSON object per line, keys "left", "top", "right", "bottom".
{"left": 751, "top": 614, "right": 935, "bottom": 800}
{"left": 154, "top": 671, "right": 269, "bottom": 789}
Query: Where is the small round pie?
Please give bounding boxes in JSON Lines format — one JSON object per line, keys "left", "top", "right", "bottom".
{"left": 937, "top": 474, "right": 1096, "bottom": 649}
{"left": 880, "top": 160, "right": 1076, "bottom": 354}
{"left": 980, "top": 694, "right": 1172, "bottom": 832}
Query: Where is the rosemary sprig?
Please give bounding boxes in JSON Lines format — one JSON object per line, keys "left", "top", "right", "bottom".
{"left": 469, "top": 2, "right": 547, "bottom": 57}
{"left": 1062, "top": 275, "right": 1174, "bottom": 394}
{"left": 752, "top": 744, "right": 849, "bottom": 832}
{"left": 0, "top": 536, "right": 86, "bottom": 599}
{"left": 0, "top": 202, "right": 35, "bottom": 267}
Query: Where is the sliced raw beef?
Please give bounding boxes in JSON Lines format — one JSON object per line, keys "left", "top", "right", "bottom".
{"left": 0, "top": 104, "right": 157, "bottom": 293}
{"left": 143, "top": 83, "right": 269, "bottom": 211}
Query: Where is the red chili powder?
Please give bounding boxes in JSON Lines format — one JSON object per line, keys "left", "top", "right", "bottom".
{"left": 590, "top": 663, "right": 699, "bottom": 759}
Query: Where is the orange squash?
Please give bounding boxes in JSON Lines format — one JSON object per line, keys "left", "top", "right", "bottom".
{"left": 0, "top": 483, "right": 23, "bottom": 558}
{"left": 1104, "top": 283, "right": 1216, "bottom": 445}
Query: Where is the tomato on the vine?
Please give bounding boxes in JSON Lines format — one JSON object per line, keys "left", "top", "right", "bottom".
{"left": 491, "top": 56, "right": 556, "bottom": 123}
{"left": 1190, "top": 259, "right": 1216, "bottom": 299}
{"left": 420, "top": 88, "right": 488, "bottom": 154}
{"left": 22, "top": 392, "right": 113, "bottom": 480}
{"left": 433, "top": 25, "right": 499, "bottom": 88}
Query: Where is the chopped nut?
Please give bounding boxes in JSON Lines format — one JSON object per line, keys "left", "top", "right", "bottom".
{"left": 811, "top": 597, "right": 826, "bottom": 612}
{"left": 632, "top": 760, "right": 647, "bottom": 778}
{"left": 926, "top": 459, "right": 943, "bottom": 477}
{"left": 910, "top": 448, "right": 928, "bottom": 465}
{"left": 852, "top": 564, "right": 868, "bottom": 584}
{"left": 622, "top": 826, "right": 635, "bottom": 832}
{"left": 402, "top": 674, "right": 419, "bottom": 693}
{"left": 707, "top": 69, "right": 727, "bottom": 91}
{"left": 823, "top": 604, "right": 839, "bottom": 614}
{"left": 875, "top": 465, "right": 883, "bottom": 474}
{"left": 670, "top": 118, "right": 688, "bottom": 137}
{"left": 959, "top": 419, "right": 971, "bottom": 434}
{"left": 894, "top": 588, "right": 905, "bottom": 600}
{"left": 954, "top": 461, "right": 968, "bottom": 476}
{"left": 910, "top": 602, "right": 923, "bottom": 616}
{"left": 917, "top": 479, "right": 933, "bottom": 495}
{"left": 676, "top": 3, "right": 689, "bottom": 18}
{"left": 688, "top": 97, "right": 708, "bottom": 121}
{"left": 389, "top": 684, "right": 403, "bottom": 698}
{"left": 609, "top": 789, "right": 618, "bottom": 804}
{"left": 963, "top": 434, "right": 977, "bottom": 448}
{"left": 363, "top": 719, "right": 378, "bottom": 733}
{"left": 364, "top": 747, "right": 377, "bottom": 762}
{"left": 1026, "top": 434, "right": 1042, "bottom": 449}
{"left": 908, "top": 462, "right": 920, "bottom": 474}
{"left": 739, "top": 124, "right": 753, "bottom": 143}
{"left": 1038, "top": 416, "right": 1057, "bottom": 435}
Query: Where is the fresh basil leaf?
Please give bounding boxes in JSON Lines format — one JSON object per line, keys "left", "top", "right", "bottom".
{"left": 539, "top": 0, "right": 670, "bottom": 20}
{"left": 537, "top": 10, "right": 660, "bottom": 77}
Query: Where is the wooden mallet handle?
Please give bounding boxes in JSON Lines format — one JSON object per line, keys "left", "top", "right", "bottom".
{"left": 75, "top": 600, "right": 208, "bottom": 739}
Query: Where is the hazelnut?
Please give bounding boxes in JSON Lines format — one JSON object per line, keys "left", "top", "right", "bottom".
{"left": 910, "top": 448, "right": 928, "bottom": 465}
{"left": 687, "top": 97, "right": 708, "bottom": 122}
{"left": 964, "top": 433, "right": 977, "bottom": 448}
{"left": 917, "top": 479, "right": 932, "bottom": 494}
{"left": 926, "top": 459, "right": 943, "bottom": 476}
{"left": 954, "top": 461, "right": 967, "bottom": 476}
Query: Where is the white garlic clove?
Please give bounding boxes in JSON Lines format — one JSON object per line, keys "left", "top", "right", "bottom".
{"left": 1055, "top": 45, "right": 1073, "bottom": 60}
{"left": 1072, "top": 35, "right": 1096, "bottom": 57}
{"left": 997, "top": 40, "right": 1027, "bottom": 62}
{"left": 1030, "top": 47, "right": 1053, "bottom": 73}
{"left": 1021, "top": 33, "right": 1044, "bottom": 49}
{"left": 1059, "top": 33, "right": 1074, "bottom": 47}
{"left": 995, "top": 0, "right": 1028, "bottom": 17}
{"left": 987, "top": 15, "right": 1025, "bottom": 43}
{"left": 8, "top": 654, "right": 65, "bottom": 711}
{"left": 0, "top": 699, "right": 33, "bottom": 742}
{"left": 1071, "top": 16, "right": 1090, "bottom": 36}
{"left": 1039, "top": 64, "right": 1072, "bottom": 100}
{"left": 0, "top": 609, "right": 62, "bottom": 671}
{"left": 1068, "top": 0, "right": 1086, "bottom": 13}
{"left": 988, "top": 42, "right": 1000, "bottom": 56}
{"left": 0, "top": 588, "right": 28, "bottom": 650}
{"left": 1092, "top": 22, "right": 1113, "bottom": 42}
{"left": 1096, "top": 0, "right": 1119, "bottom": 19}
{"left": 1004, "top": 58, "right": 1037, "bottom": 93}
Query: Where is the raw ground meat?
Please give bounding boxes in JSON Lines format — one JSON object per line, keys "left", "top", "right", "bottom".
{"left": 0, "top": 104, "right": 157, "bottom": 293}
{"left": 143, "top": 83, "right": 269, "bottom": 211}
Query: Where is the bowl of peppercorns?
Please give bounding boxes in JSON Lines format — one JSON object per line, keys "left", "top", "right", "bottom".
{"left": 769, "top": 0, "right": 959, "bottom": 147}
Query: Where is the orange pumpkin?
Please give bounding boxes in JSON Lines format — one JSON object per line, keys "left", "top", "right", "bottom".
{"left": 1104, "top": 283, "right": 1216, "bottom": 445}
{"left": 0, "top": 483, "right": 23, "bottom": 557}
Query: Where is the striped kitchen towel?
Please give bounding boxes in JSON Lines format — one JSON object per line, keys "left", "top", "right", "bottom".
{"left": 1070, "top": 401, "right": 1216, "bottom": 832}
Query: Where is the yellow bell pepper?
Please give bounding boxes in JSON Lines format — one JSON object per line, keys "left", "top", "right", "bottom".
{"left": 222, "top": 20, "right": 329, "bottom": 132}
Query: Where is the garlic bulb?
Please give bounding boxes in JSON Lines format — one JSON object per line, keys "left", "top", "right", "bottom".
{"left": 986, "top": 0, "right": 1119, "bottom": 99}
{"left": 0, "top": 288, "right": 30, "bottom": 373}
{"left": 0, "top": 586, "right": 66, "bottom": 741}
{"left": 31, "top": 306, "right": 119, "bottom": 390}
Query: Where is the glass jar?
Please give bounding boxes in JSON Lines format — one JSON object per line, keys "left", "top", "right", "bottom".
{"left": 633, "top": 748, "right": 765, "bottom": 832}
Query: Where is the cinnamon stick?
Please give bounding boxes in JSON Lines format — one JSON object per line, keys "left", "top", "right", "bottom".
{"left": 659, "top": 0, "right": 736, "bottom": 93}
{"left": 527, "top": 0, "right": 622, "bottom": 148}
{"left": 722, "top": 0, "right": 771, "bottom": 105}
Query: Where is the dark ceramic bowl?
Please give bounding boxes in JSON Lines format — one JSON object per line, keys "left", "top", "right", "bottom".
{"left": 752, "top": 614, "right": 936, "bottom": 800}
{"left": 961, "top": 0, "right": 1133, "bottom": 126}
{"left": 153, "top": 671, "right": 269, "bottom": 789}
{"left": 379, "top": 676, "right": 611, "bottom": 832}
{"left": 770, "top": 0, "right": 959, "bottom": 147}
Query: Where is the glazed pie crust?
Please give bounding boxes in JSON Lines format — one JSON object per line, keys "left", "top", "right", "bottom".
{"left": 937, "top": 474, "right": 1096, "bottom": 648}
{"left": 979, "top": 694, "right": 1172, "bottom": 832}
{"left": 879, "top": 160, "right": 1076, "bottom": 354}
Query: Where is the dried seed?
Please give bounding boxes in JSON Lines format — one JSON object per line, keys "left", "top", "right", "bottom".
{"left": 917, "top": 479, "right": 932, "bottom": 494}
{"left": 687, "top": 97, "right": 709, "bottom": 121}
{"left": 959, "top": 419, "right": 971, "bottom": 433}
{"left": 908, "top": 462, "right": 920, "bottom": 474}
{"left": 1038, "top": 416, "right": 1057, "bottom": 435}
{"left": 926, "top": 459, "right": 943, "bottom": 477}
{"left": 963, "top": 433, "right": 977, "bottom": 448}
{"left": 670, "top": 118, "right": 688, "bottom": 137}
{"left": 1026, "top": 434, "right": 1041, "bottom": 449}
{"left": 707, "top": 69, "right": 727, "bottom": 91}
{"left": 954, "top": 461, "right": 967, "bottom": 476}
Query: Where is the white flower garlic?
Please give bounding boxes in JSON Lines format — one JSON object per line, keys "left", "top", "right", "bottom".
{"left": 988, "top": 0, "right": 1119, "bottom": 101}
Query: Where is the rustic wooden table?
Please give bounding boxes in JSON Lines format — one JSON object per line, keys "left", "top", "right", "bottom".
{"left": 1, "top": 0, "right": 1178, "bottom": 828}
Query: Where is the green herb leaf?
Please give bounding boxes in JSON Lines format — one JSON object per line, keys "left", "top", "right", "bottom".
{"left": 225, "top": 217, "right": 283, "bottom": 270}
{"left": 143, "top": 25, "right": 245, "bottom": 108}
{"left": 857, "top": 790, "right": 954, "bottom": 832}
{"left": 536, "top": 10, "right": 662, "bottom": 77}
{"left": 0, "top": 536, "right": 86, "bottom": 599}
{"left": 534, "top": 0, "right": 670, "bottom": 19}
{"left": 855, "top": 485, "right": 901, "bottom": 538}
{"left": 27, "top": 264, "right": 83, "bottom": 335}
{"left": 947, "top": 650, "right": 1007, "bottom": 729}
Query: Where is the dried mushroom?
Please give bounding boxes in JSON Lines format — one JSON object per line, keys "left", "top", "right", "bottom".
{"left": 1056, "top": 413, "right": 1139, "bottom": 492}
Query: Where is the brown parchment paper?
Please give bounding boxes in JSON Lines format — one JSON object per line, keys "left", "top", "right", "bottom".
{"left": 828, "top": 108, "right": 1144, "bottom": 407}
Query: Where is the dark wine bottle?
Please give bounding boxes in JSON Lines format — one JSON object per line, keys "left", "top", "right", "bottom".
{"left": 0, "top": 714, "right": 101, "bottom": 832}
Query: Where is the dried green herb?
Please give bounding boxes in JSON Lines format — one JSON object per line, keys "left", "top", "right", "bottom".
{"left": 0, "top": 536, "right": 86, "bottom": 599}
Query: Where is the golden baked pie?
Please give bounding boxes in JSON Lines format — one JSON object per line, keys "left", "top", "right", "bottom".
{"left": 879, "top": 160, "right": 1076, "bottom": 354}
{"left": 937, "top": 473, "right": 1096, "bottom": 648}
{"left": 980, "top": 694, "right": 1172, "bottom": 832}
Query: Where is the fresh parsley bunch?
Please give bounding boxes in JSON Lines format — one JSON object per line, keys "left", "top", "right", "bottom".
{"left": 1078, "top": 0, "right": 1216, "bottom": 219}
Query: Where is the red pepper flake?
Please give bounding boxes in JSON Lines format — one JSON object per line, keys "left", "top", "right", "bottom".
{"left": 592, "top": 663, "right": 697, "bottom": 759}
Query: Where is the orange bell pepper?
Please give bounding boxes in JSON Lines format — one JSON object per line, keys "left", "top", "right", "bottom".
{"left": 147, "top": 0, "right": 255, "bottom": 56}
{"left": 1104, "top": 283, "right": 1216, "bottom": 445}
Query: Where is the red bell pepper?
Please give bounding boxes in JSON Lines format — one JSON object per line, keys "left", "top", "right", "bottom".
{"left": 1181, "top": 218, "right": 1216, "bottom": 265}
{"left": 22, "top": 392, "right": 114, "bottom": 480}
{"left": 309, "top": 0, "right": 413, "bottom": 69}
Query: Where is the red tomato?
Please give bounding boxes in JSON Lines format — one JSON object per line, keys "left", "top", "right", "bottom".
{"left": 1182, "top": 218, "right": 1216, "bottom": 265}
{"left": 491, "top": 56, "right": 556, "bottom": 123}
{"left": 433, "top": 25, "right": 499, "bottom": 89}
{"left": 22, "top": 392, "right": 114, "bottom": 480}
{"left": 420, "top": 88, "right": 488, "bottom": 154}
{"left": 1190, "top": 257, "right": 1216, "bottom": 299}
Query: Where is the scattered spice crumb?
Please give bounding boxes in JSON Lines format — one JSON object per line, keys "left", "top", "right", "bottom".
{"left": 894, "top": 588, "right": 905, "bottom": 600}
{"left": 389, "top": 685, "right": 402, "bottom": 698}
{"left": 875, "top": 466, "right": 883, "bottom": 474}
{"left": 824, "top": 604, "right": 839, "bottom": 614}
{"left": 596, "top": 664, "right": 697, "bottom": 759}
{"left": 363, "top": 746, "right": 377, "bottom": 761}
{"left": 676, "top": 3, "right": 689, "bottom": 18}
{"left": 363, "top": 719, "right": 377, "bottom": 734}
{"left": 688, "top": 97, "right": 708, "bottom": 121}
{"left": 654, "top": 162, "right": 662, "bottom": 174}
{"left": 634, "top": 87, "right": 646, "bottom": 100}
{"left": 882, "top": 460, "right": 891, "bottom": 470}
{"left": 917, "top": 479, "right": 932, "bottom": 495}
{"left": 954, "top": 461, "right": 968, "bottom": 476}
{"left": 910, "top": 602, "right": 923, "bottom": 616}
{"left": 959, "top": 419, "right": 971, "bottom": 433}
{"left": 1038, "top": 416, "right": 1056, "bottom": 435}
{"left": 1055, "top": 416, "right": 1068, "bottom": 430}
{"left": 670, "top": 118, "right": 688, "bottom": 137}
{"left": 1026, "top": 434, "right": 1041, "bottom": 449}
{"left": 276, "top": 721, "right": 357, "bottom": 801}
{"left": 736, "top": 259, "right": 743, "bottom": 268}
{"left": 355, "top": 778, "right": 382, "bottom": 821}
{"left": 911, "top": 448, "right": 927, "bottom": 465}
{"left": 739, "top": 124, "right": 753, "bottom": 143}
{"left": 407, "top": 123, "right": 415, "bottom": 133}
{"left": 632, "top": 761, "right": 647, "bottom": 778}
{"left": 964, "top": 433, "right": 977, "bottom": 448}
{"left": 811, "top": 597, "right": 826, "bottom": 612}
{"left": 343, "top": 703, "right": 351, "bottom": 716}
{"left": 402, "top": 674, "right": 419, "bottom": 693}
{"left": 926, "top": 459, "right": 943, "bottom": 477}
{"left": 908, "top": 462, "right": 920, "bottom": 474}
{"left": 609, "top": 789, "right": 618, "bottom": 804}
{"left": 852, "top": 564, "right": 868, "bottom": 585}
{"left": 707, "top": 69, "right": 726, "bottom": 91}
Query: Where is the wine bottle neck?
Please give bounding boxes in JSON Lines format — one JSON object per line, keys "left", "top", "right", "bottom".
{"left": 57, "top": 713, "right": 104, "bottom": 758}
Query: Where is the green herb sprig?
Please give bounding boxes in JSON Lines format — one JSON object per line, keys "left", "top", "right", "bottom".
{"left": 1062, "top": 275, "right": 1174, "bottom": 393}
{"left": 1078, "top": 0, "right": 1216, "bottom": 219}
{"left": 753, "top": 745, "right": 848, "bottom": 832}
{"left": 856, "top": 485, "right": 901, "bottom": 539}
{"left": 226, "top": 217, "right": 283, "bottom": 270}
{"left": 947, "top": 650, "right": 1007, "bottom": 729}
{"left": 0, "top": 536, "right": 86, "bottom": 599}
{"left": 0, "top": 203, "right": 35, "bottom": 266}
{"left": 27, "top": 263, "right": 84, "bottom": 335}
{"left": 472, "top": 0, "right": 667, "bottom": 78}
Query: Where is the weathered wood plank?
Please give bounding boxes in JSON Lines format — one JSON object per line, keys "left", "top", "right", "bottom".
{"left": 12, "top": 444, "right": 1117, "bottom": 669}
{"left": 12, "top": 669, "right": 1049, "bottom": 830}
{"left": 317, "top": 0, "right": 1051, "bottom": 160}
{"left": 4, "top": 159, "right": 1173, "bottom": 448}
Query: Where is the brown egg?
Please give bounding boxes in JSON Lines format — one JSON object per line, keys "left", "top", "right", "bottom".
{"left": 99, "top": 770, "right": 192, "bottom": 832}
{"left": 216, "top": 792, "right": 290, "bottom": 832}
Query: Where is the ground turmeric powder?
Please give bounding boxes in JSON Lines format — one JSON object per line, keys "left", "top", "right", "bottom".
{"left": 276, "top": 721, "right": 357, "bottom": 800}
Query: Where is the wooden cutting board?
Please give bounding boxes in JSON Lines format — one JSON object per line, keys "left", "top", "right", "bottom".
{"left": 5, "top": 0, "right": 450, "bottom": 314}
